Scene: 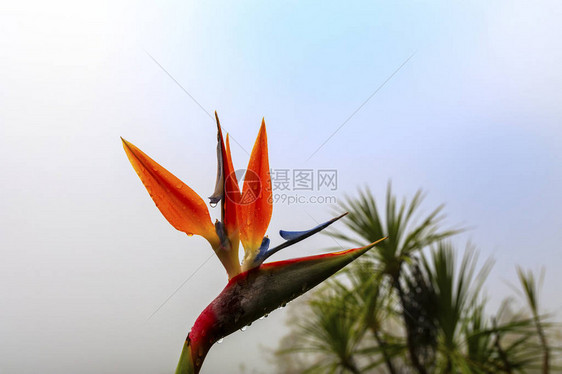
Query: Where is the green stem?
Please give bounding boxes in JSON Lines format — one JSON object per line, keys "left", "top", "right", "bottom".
{"left": 175, "top": 339, "right": 195, "bottom": 374}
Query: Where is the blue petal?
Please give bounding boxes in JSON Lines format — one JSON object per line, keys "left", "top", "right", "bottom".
{"left": 280, "top": 223, "right": 328, "bottom": 241}
{"left": 279, "top": 213, "right": 348, "bottom": 242}
{"left": 279, "top": 229, "right": 306, "bottom": 241}
{"left": 252, "top": 237, "right": 271, "bottom": 265}
{"left": 258, "top": 236, "right": 270, "bottom": 256}
{"left": 253, "top": 213, "right": 348, "bottom": 266}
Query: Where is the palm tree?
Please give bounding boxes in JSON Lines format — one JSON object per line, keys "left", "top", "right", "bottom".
{"left": 330, "top": 184, "right": 460, "bottom": 281}
{"left": 329, "top": 184, "right": 460, "bottom": 373}
{"left": 275, "top": 186, "right": 559, "bottom": 373}
{"left": 517, "top": 267, "right": 550, "bottom": 373}
{"left": 417, "top": 243, "right": 492, "bottom": 372}
{"left": 327, "top": 263, "right": 404, "bottom": 374}
{"left": 276, "top": 287, "right": 367, "bottom": 373}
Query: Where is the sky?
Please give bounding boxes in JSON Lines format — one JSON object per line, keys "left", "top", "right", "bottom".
{"left": 1, "top": 0, "right": 561, "bottom": 373}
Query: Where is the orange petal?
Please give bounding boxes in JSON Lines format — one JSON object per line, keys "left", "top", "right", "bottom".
{"left": 239, "top": 119, "right": 273, "bottom": 260}
{"left": 224, "top": 134, "right": 241, "bottom": 237}
{"left": 121, "top": 138, "right": 219, "bottom": 247}
{"left": 215, "top": 114, "right": 241, "bottom": 244}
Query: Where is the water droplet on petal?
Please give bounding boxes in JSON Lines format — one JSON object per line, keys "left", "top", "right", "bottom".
{"left": 217, "top": 338, "right": 224, "bottom": 344}
{"left": 210, "top": 202, "right": 218, "bottom": 208}
{"left": 240, "top": 326, "right": 247, "bottom": 332}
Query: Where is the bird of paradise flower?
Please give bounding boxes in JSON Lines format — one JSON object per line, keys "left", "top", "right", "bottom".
{"left": 121, "top": 113, "right": 385, "bottom": 374}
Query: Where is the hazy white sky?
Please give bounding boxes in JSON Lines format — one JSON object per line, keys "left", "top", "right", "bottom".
{"left": 1, "top": 1, "right": 561, "bottom": 373}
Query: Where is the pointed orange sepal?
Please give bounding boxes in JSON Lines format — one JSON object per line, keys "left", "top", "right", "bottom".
{"left": 212, "top": 113, "right": 242, "bottom": 279}
{"left": 224, "top": 134, "right": 243, "bottom": 241}
{"left": 215, "top": 114, "right": 241, "bottom": 246}
{"left": 239, "top": 119, "right": 273, "bottom": 264}
{"left": 121, "top": 138, "right": 219, "bottom": 247}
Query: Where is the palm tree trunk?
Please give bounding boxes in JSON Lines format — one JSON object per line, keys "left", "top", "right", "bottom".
{"left": 370, "top": 326, "right": 398, "bottom": 374}
{"left": 534, "top": 316, "right": 550, "bottom": 374}
{"left": 392, "top": 277, "right": 428, "bottom": 374}
{"left": 342, "top": 357, "right": 361, "bottom": 374}
{"left": 494, "top": 332, "right": 513, "bottom": 374}
{"left": 445, "top": 357, "right": 452, "bottom": 374}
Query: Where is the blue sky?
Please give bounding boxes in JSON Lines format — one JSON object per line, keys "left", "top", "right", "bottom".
{"left": 1, "top": 0, "right": 561, "bottom": 373}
